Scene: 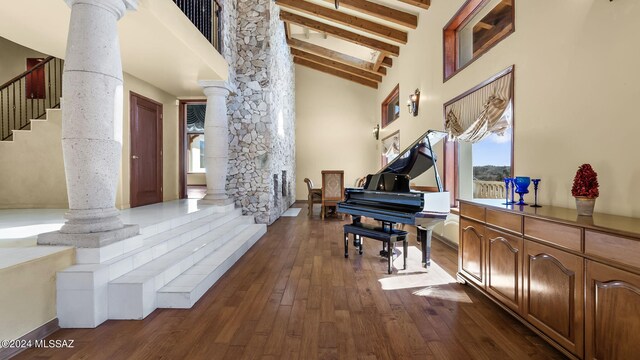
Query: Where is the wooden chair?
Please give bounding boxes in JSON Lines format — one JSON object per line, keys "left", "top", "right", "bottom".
{"left": 304, "top": 178, "right": 322, "bottom": 216}
{"left": 321, "top": 170, "right": 345, "bottom": 220}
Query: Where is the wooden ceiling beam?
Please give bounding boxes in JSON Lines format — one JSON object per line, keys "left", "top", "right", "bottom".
{"left": 284, "top": 21, "right": 292, "bottom": 39}
{"left": 398, "top": 0, "right": 431, "bottom": 10}
{"left": 275, "top": 0, "right": 407, "bottom": 44}
{"left": 373, "top": 52, "right": 387, "bottom": 72}
{"left": 380, "top": 56, "right": 393, "bottom": 68}
{"left": 287, "top": 38, "right": 386, "bottom": 75}
{"left": 294, "top": 56, "right": 378, "bottom": 89}
{"left": 321, "top": 0, "right": 418, "bottom": 29}
{"left": 280, "top": 11, "right": 400, "bottom": 56}
{"left": 474, "top": 21, "right": 494, "bottom": 31}
{"left": 290, "top": 48, "right": 382, "bottom": 82}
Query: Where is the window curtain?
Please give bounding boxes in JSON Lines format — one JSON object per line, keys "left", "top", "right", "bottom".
{"left": 186, "top": 104, "right": 206, "bottom": 133}
{"left": 444, "top": 72, "right": 513, "bottom": 143}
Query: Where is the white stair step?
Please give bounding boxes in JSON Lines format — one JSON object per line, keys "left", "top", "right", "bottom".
{"left": 157, "top": 223, "right": 267, "bottom": 309}
{"left": 108, "top": 216, "right": 256, "bottom": 319}
{"left": 99, "top": 209, "right": 243, "bottom": 281}
{"left": 75, "top": 205, "right": 224, "bottom": 265}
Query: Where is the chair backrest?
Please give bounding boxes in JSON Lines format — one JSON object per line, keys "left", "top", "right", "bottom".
{"left": 304, "top": 178, "right": 314, "bottom": 193}
{"left": 321, "top": 170, "right": 344, "bottom": 201}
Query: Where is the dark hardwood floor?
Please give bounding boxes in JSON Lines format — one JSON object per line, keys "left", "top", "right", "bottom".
{"left": 16, "top": 204, "right": 566, "bottom": 360}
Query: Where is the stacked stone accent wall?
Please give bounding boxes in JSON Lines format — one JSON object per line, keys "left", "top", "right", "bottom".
{"left": 221, "top": 0, "right": 295, "bottom": 224}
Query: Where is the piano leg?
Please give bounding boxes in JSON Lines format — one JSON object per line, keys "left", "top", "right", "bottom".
{"left": 417, "top": 226, "right": 432, "bottom": 268}
{"left": 344, "top": 232, "right": 349, "bottom": 258}
{"left": 403, "top": 237, "right": 408, "bottom": 270}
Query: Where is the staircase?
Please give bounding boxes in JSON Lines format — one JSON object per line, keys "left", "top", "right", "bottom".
{"left": 0, "top": 56, "right": 64, "bottom": 141}
{"left": 57, "top": 203, "right": 266, "bottom": 327}
{"left": 0, "top": 108, "right": 68, "bottom": 209}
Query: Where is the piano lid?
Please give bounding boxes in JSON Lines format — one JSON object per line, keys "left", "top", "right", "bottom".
{"left": 377, "top": 130, "right": 447, "bottom": 180}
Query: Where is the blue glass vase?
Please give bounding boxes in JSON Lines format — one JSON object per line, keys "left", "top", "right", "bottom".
{"left": 530, "top": 179, "right": 542, "bottom": 208}
{"left": 503, "top": 178, "right": 513, "bottom": 205}
{"left": 514, "top": 177, "right": 531, "bottom": 205}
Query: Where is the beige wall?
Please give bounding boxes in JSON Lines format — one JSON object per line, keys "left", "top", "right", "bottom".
{"left": 117, "top": 73, "right": 180, "bottom": 209}
{"left": 0, "top": 248, "right": 74, "bottom": 342}
{"left": 187, "top": 173, "right": 206, "bottom": 186}
{"left": 374, "top": 0, "right": 640, "bottom": 244}
{"left": 0, "top": 110, "right": 67, "bottom": 209}
{"left": 0, "top": 71, "right": 180, "bottom": 209}
{"left": 0, "top": 36, "right": 46, "bottom": 85}
{"left": 295, "top": 65, "right": 379, "bottom": 201}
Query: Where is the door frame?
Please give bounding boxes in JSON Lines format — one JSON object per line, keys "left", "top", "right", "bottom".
{"left": 178, "top": 99, "right": 207, "bottom": 199}
{"left": 130, "top": 91, "right": 163, "bottom": 207}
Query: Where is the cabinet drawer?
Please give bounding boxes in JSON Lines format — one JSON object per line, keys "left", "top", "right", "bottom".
{"left": 460, "top": 202, "right": 485, "bottom": 222}
{"left": 487, "top": 209, "right": 522, "bottom": 234}
{"left": 524, "top": 217, "right": 582, "bottom": 252}
{"left": 585, "top": 230, "right": 640, "bottom": 270}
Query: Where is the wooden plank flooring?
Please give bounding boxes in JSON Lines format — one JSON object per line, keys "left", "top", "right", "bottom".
{"left": 15, "top": 205, "right": 566, "bottom": 359}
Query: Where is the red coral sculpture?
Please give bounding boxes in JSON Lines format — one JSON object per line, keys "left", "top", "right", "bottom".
{"left": 571, "top": 164, "right": 599, "bottom": 198}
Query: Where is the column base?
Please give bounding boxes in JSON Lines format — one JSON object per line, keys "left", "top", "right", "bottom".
{"left": 60, "top": 208, "right": 124, "bottom": 234}
{"left": 37, "top": 224, "right": 140, "bottom": 248}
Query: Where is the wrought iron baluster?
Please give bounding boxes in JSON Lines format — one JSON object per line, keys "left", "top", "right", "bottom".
{"left": 12, "top": 83, "right": 16, "bottom": 136}
{"left": 19, "top": 79, "right": 22, "bottom": 129}
{"left": 1, "top": 89, "right": 4, "bottom": 140}
{"left": 47, "top": 60, "right": 52, "bottom": 110}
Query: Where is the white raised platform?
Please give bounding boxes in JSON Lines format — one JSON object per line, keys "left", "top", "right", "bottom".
{"left": 0, "top": 200, "right": 266, "bottom": 328}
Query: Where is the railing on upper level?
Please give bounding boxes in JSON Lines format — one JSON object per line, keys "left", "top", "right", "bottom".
{"left": 0, "top": 57, "right": 64, "bottom": 141}
{"left": 473, "top": 180, "right": 506, "bottom": 199}
{"left": 173, "top": 0, "right": 223, "bottom": 52}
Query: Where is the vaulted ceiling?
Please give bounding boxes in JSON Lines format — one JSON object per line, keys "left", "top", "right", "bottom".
{"left": 275, "top": 0, "right": 429, "bottom": 89}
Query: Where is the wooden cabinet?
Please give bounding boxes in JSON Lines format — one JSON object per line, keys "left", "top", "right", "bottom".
{"left": 486, "top": 209, "right": 522, "bottom": 234}
{"left": 485, "top": 227, "right": 522, "bottom": 314}
{"left": 460, "top": 202, "right": 485, "bottom": 222}
{"left": 459, "top": 218, "right": 485, "bottom": 287}
{"left": 523, "top": 240, "right": 584, "bottom": 358}
{"left": 585, "top": 260, "right": 640, "bottom": 360}
{"left": 458, "top": 200, "right": 640, "bottom": 359}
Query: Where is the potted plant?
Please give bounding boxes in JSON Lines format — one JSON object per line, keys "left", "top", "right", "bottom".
{"left": 571, "top": 164, "right": 599, "bottom": 216}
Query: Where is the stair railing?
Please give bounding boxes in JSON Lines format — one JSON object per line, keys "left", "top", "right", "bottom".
{"left": 0, "top": 56, "right": 64, "bottom": 141}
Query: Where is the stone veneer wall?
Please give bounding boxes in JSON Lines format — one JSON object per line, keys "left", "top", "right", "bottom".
{"left": 221, "top": 0, "right": 295, "bottom": 224}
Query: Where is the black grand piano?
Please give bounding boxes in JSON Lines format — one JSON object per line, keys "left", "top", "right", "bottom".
{"left": 337, "top": 130, "right": 450, "bottom": 268}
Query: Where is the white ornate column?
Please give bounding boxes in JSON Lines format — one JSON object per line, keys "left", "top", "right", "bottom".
{"left": 39, "top": 0, "right": 139, "bottom": 247}
{"left": 198, "top": 80, "right": 234, "bottom": 206}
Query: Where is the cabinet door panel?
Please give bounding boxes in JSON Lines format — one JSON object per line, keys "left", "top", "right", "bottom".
{"left": 459, "top": 218, "right": 485, "bottom": 286}
{"left": 523, "top": 240, "right": 583, "bottom": 358}
{"left": 586, "top": 261, "right": 640, "bottom": 360}
{"left": 486, "top": 227, "right": 522, "bottom": 313}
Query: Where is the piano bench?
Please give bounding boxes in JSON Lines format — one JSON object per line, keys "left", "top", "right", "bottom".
{"left": 343, "top": 223, "right": 408, "bottom": 274}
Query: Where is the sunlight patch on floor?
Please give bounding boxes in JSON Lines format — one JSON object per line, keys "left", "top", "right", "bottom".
{"left": 378, "top": 246, "right": 472, "bottom": 303}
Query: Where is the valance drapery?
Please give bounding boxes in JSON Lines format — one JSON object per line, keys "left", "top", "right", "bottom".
{"left": 444, "top": 71, "right": 513, "bottom": 143}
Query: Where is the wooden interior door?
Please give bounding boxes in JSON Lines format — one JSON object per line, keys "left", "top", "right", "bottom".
{"left": 130, "top": 92, "right": 163, "bottom": 208}
{"left": 26, "top": 58, "right": 46, "bottom": 99}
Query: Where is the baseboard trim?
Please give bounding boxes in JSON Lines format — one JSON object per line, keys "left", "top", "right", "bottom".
{"left": 433, "top": 233, "right": 458, "bottom": 251}
{"left": 0, "top": 318, "right": 59, "bottom": 359}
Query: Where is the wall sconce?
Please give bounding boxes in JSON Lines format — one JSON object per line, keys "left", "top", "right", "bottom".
{"left": 407, "top": 89, "right": 420, "bottom": 117}
{"left": 372, "top": 124, "right": 380, "bottom": 140}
